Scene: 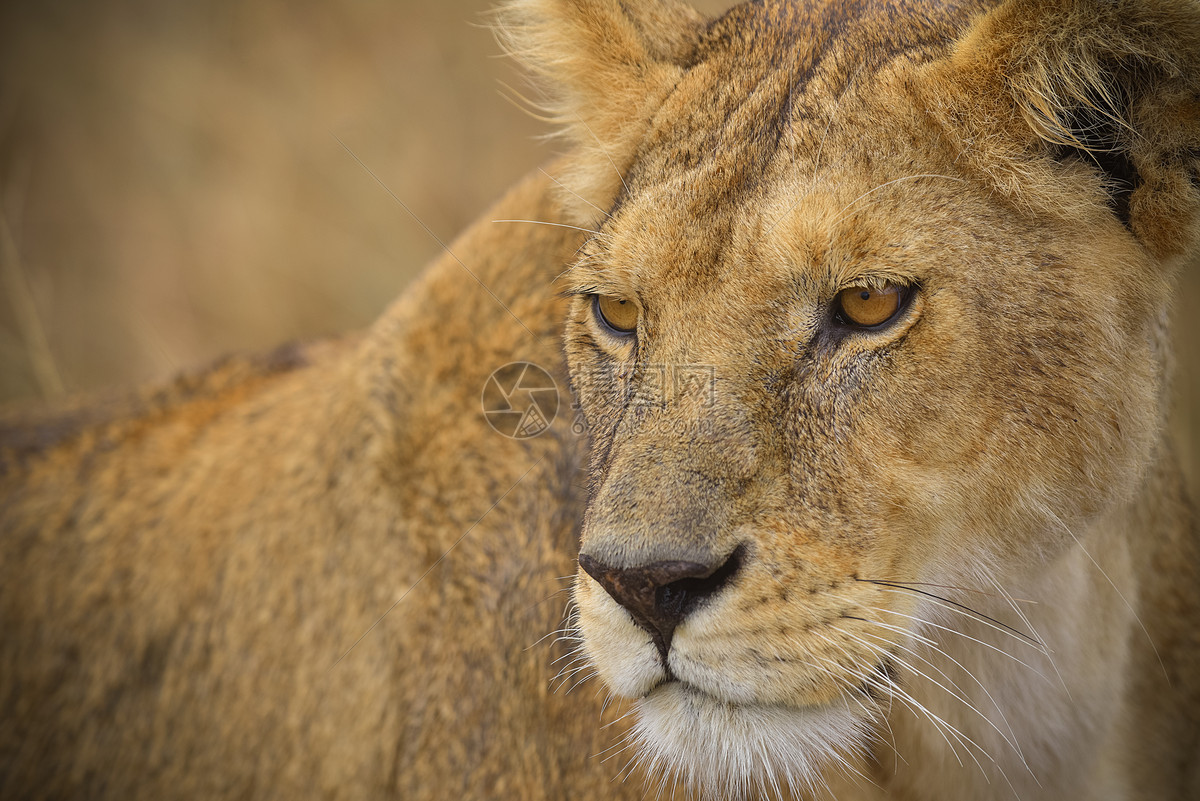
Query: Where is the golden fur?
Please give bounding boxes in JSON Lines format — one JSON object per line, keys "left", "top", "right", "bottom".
{"left": 2, "top": 1, "right": 1199, "bottom": 799}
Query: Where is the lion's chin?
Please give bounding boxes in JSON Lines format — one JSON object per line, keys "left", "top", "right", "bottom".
{"left": 630, "top": 682, "right": 869, "bottom": 800}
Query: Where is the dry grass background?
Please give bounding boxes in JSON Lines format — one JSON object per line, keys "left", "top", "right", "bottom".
{"left": 0, "top": 0, "right": 1194, "bottom": 498}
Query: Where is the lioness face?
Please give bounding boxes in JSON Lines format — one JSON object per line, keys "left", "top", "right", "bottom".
{"left": 558, "top": 0, "right": 1170, "bottom": 794}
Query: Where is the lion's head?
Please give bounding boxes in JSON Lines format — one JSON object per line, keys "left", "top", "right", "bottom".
{"left": 503, "top": 0, "right": 1200, "bottom": 796}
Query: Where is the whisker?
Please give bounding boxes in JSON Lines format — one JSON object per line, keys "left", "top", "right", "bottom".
{"left": 549, "top": 650, "right": 589, "bottom": 672}
{"left": 551, "top": 658, "right": 597, "bottom": 693}
{"left": 525, "top": 625, "right": 575, "bottom": 651}
{"left": 1038, "top": 502, "right": 1170, "bottom": 682}
{"left": 561, "top": 670, "right": 598, "bottom": 695}
{"left": 540, "top": 168, "right": 612, "bottom": 221}
{"left": 613, "top": 731, "right": 646, "bottom": 784}
{"left": 835, "top": 625, "right": 974, "bottom": 710}
{"left": 600, "top": 703, "right": 641, "bottom": 732}
{"left": 810, "top": 636, "right": 977, "bottom": 772}
{"left": 522, "top": 587, "right": 574, "bottom": 622}
{"left": 766, "top": 653, "right": 889, "bottom": 788}
{"left": 876, "top": 580, "right": 1039, "bottom": 606}
{"left": 859, "top": 578, "right": 1042, "bottom": 647}
{"left": 603, "top": 742, "right": 640, "bottom": 784}
{"left": 838, "top": 624, "right": 1034, "bottom": 779}
{"left": 549, "top": 624, "right": 582, "bottom": 646}
{"left": 831, "top": 606, "right": 940, "bottom": 650}
{"left": 593, "top": 727, "right": 636, "bottom": 762}
{"left": 573, "top": 112, "right": 632, "bottom": 199}
{"left": 492, "top": 218, "right": 602, "bottom": 235}
{"left": 862, "top": 605, "right": 1055, "bottom": 687}
{"left": 599, "top": 691, "right": 616, "bottom": 718}
{"left": 983, "top": 572, "right": 1070, "bottom": 699}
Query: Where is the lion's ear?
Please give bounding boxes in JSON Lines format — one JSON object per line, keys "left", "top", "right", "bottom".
{"left": 944, "top": 0, "right": 1200, "bottom": 261}
{"left": 497, "top": 0, "right": 706, "bottom": 223}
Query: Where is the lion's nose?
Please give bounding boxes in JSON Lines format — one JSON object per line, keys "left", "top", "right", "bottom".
{"left": 578, "top": 545, "right": 743, "bottom": 662}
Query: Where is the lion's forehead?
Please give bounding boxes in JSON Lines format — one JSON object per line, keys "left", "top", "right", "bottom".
{"left": 638, "top": 0, "right": 979, "bottom": 185}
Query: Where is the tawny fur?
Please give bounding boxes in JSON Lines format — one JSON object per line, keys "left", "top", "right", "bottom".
{"left": 2, "top": 1, "right": 1199, "bottom": 800}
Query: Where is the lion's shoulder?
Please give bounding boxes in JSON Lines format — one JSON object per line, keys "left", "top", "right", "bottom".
{"left": 0, "top": 338, "right": 348, "bottom": 481}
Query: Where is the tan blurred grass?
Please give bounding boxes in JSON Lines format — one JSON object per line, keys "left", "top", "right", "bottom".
{"left": 0, "top": 0, "right": 1195, "bottom": 498}
{"left": 0, "top": 0, "right": 551, "bottom": 400}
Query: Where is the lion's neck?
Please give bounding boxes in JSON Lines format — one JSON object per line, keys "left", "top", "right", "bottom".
{"left": 877, "top": 513, "right": 1141, "bottom": 801}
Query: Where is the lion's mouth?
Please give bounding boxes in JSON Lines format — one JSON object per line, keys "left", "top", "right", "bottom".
{"left": 646, "top": 662, "right": 883, "bottom": 711}
{"left": 647, "top": 677, "right": 803, "bottom": 710}
{"left": 644, "top": 675, "right": 698, "bottom": 701}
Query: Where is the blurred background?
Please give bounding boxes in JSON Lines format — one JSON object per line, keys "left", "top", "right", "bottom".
{"left": 0, "top": 0, "right": 1194, "bottom": 496}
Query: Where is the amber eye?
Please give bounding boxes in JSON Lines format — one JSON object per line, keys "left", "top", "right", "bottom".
{"left": 593, "top": 294, "right": 639, "bottom": 335}
{"left": 835, "top": 283, "right": 906, "bottom": 328}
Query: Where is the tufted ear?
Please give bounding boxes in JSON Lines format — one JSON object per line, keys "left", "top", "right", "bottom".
{"left": 496, "top": 0, "right": 706, "bottom": 223}
{"left": 940, "top": 0, "right": 1200, "bottom": 262}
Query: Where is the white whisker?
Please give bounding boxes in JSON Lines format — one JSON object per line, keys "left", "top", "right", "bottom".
{"left": 983, "top": 572, "right": 1070, "bottom": 700}
{"left": 573, "top": 112, "right": 631, "bottom": 199}
{"left": 863, "top": 606, "right": 1055, "bottom": 687}
{"left": 1038, "top": 502, "right": 1170, "bottom": 682}
{"left": 866, "top": 590, "right": 1050, "bottom": 657}
{"left": 839, "top": 624, "right": 1035, "bottom": 781}
{"left": 540, "top": 168, "right": 612, "bottom": 220}
{"left": 492, "top": 218, "right": 602, "bottom": 235}
{"left": 810, "top": 636, "right": 973, "bottom": 772}
{"left": 861, "top": 581, "right": 1043, "bottom": 648}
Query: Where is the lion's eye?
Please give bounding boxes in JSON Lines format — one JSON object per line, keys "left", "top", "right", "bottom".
{"left": 593, "top": 294, "right": 639, "bottom": 335}
{"left": 835, "top": 283, "right": 905, "bottom": 328}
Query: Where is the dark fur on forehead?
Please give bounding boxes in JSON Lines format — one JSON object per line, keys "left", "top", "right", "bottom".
{"left": 647, "top": 0, "right": 983, "bottom": 195}
{"left": 695, "top": 0, "right": 981, "bottom": 71}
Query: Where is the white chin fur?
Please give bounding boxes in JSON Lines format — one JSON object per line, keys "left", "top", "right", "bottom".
{"left": 631, "top": 683, "right": 868, "bottom": 800}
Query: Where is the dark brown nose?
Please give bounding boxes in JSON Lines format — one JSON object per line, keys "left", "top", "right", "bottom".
{"left": 578, "top": 546, "right": 743, "bottom": 662}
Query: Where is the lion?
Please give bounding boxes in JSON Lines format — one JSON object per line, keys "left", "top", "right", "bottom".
{"left": 2, "top": 0, "right": 1198, "bottom": 800}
